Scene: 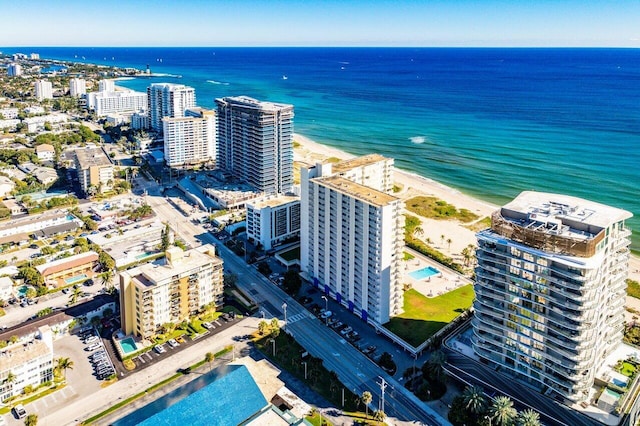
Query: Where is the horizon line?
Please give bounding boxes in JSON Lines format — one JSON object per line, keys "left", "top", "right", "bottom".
{"left": 2, "top": 45, "right": 639, "bottom": 49}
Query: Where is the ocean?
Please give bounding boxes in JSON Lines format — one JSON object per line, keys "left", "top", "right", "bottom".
{"left": 10, "top": 47, "right": 640, "bottom": 249}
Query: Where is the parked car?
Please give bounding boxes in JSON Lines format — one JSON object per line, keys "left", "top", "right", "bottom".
{"left": 340, "top": 326, "right": 353, "bottom": 336}
{"left": 12, "top": 404, "right": 27, "bottom": 419}
{"left": 167, "top": 339, "right": 179, "bottom": 348}
{"left": 320, "top": 310, "right": 333, "bottom": 319}
{"left": 85, "top": 343, "right": 101, "bottom": 351}
{"left": 84, "top": 336, "right": 99, "bottom": 344}
{"left": 154, "top": 344, "right": 166, "bottom": 354}
{"left": 202, "top": 322, "right": 213, "bottom": 329}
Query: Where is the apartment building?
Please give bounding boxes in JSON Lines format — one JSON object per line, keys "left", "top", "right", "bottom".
{"left": 216, "top": 96, "right": 294, "bottom": 195}
{"left": 74, "top": 147, "right": 114, "bottom": 195}
{"left": 246, "top": 195, "right": 301, "bottom": 250}
{"left": 34, "top": 80, "right": 53, "bottom": 101}
{"left": 98, "top": 79, "right": 115, "bottom": 93}
{"left": 119, "top": 245, "right": 224, "bottom": 339}
{"left": 473, "top": 191, "right": 632, "bottom": 403}
{"left": 0, "top": 210, "right": 81, "bottom": 244}
{"left": 147, "top": 83, "right": 196, "bottom": 133}
{"left": 69, "top": 78, "right": 86, "bottom": 97}
{"left": 300, "top": 156, "right": 404, "bottom": 325}
{"left": 163, "top": 108, "right": 215, "bottom": 168}
{"left": 85, "top": 90, "right": 147, "bottom": 116}
{"left": 36, "top": 143, "right": 56, "bottom": 162}
{"left": 0, "top": 326, "right": 54, "bottom": 402}
{"left": 7, "top": 63, "right": 22, "bottom": 77}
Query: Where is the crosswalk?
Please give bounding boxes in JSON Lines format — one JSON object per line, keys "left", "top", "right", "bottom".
{"left": 286, "top": 312, "right": 310, "bottom": 324}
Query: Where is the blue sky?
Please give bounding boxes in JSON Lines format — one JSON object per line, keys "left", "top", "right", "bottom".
{"left": 1, "top": 0, "right": 639, "bottom": 47}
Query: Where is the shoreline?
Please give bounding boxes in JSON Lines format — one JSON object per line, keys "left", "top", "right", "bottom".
{"left": 293, "top": 132, "right": 640, "bottom": 283}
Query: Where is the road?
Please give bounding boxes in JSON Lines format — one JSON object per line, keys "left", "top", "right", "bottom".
{"left": 146, "top": 185, "right": 450, "bottom": 425}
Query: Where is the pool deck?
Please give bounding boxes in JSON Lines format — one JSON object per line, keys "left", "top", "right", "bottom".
{"left": 403, "top": 247, "right": 472, "bottom": 297}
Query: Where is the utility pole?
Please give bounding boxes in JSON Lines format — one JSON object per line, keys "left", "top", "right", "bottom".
{"left": 376, "top": 376, "right": 388, "bottom": 413}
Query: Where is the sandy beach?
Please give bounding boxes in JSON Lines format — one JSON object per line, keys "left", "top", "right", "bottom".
{"left": 293, "top": 132, "right": 640, "bottom": 284}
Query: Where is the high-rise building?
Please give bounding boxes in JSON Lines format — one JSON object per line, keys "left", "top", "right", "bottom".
{"left": 119, "top": 245, "right": 224, "bottom": 339}
{"left": 69, "top": 78, "right": 86, "bottom": 97}
{"left": 147, "top": 83, "right": 196, "bottom": 133}
{"left": 473, "top": 191, "right": 632, "bottom": 402}
{"left": 98, "top": 79, "right": 115, "bottom": 93}
{"left": 34, "top": 80, "right": 53, "bottom": 101}
{"left": 216, "top": 96, "right": 294, "bottom": 195}
{"left": 163, "top": 108, "right": 216, "bottom": 168}
{"left": 85, "top": 90, "right": 147, "bottom": 116}
{"left": 300, "top": 155, "right": 404, "bottom": 324}
{"left": 7, "top": 63, "right": 22, "bottom": 77}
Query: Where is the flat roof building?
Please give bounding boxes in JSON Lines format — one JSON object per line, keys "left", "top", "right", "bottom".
{"left": 74, "top": 147, "right": 114, "bottom": 195}
{"left": 34, "top": 80, "right": 53, "bottom": 101}
{"left": 300, "top": 155, "right": 403, "bottom": 324}
{"left": 148, "top": 83, "right": 196, "bottom": 133}
{"left": 216, "top": 96, "right": 294, "bottom": 195}
{"left": 473, "top": 191, "right": 632, "bottom": 403}
{"left": 85, "top": 90, "right": 147, "bottom": 117}
{"left": 163, "top": 108, "right": 215, "bottom": 168}
{"left": 119, "top": 245, "right": 223, "bottom": 339}
{"left": 69, "top": 78, "right": 86, "bottom": 97}
{"left": 246, "top": 195, "right": 301, "bottom": 250}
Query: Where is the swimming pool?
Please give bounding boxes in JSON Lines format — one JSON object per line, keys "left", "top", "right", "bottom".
{"left": 65, "top": 274, "right": 88, "bottom": 285}
{"left": 119, "top": 338, "right": 138, "bottom": 354}
{"left": 409, "top": 266, "right": 441, "bottom": 280}
{"left": 113, "top": 365, "right": 268, "bottom": 426}
{"left": 16, "top": 285, "right": 30, "bottom": 297}
{"left": 135, "top": 251, "right": 157, "bottom": 260}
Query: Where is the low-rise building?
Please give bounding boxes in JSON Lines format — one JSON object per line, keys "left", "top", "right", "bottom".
{"left": 23, "top": 113, "right": 68, "bottom": 133}
{"left": 74, "top": 147, "right": 114, "bottom": 195}
{"left": 88, "top": 223, "right": 164, "bottom": 269}
{"left": 131, "top": 111, "right": 149, "bottom": 130}
{"left": 36, "top": 251, "right": 99, "bottom": 288}
{"left": 0, "top": 108, "right": 19, "bottom": 119}
{"left": 246, "top": 195, "right": 301, "bottom": 250}
{"left": 23, "top": 106, "right": 44, "bottom": 115}
{"left": 0, "top": 276, "right": 13, "bottom": 301}
{"left": 119, "top": 245, "right": 223, "bottom": 339}
{"left": 0, "top": 119, "right": 21, "bottom": 131}
{"left": 85, "top": 90, "right": 147, "bottom": 117}
{"left": 0, "top": 175, "right": 15, "bottom": 197}
{"left": 17, "top": 162, "right": 58, "bottom": 185}
{"left": 0, "top": 326, "right": 53, "bottom": 402}
{"left": 35, "top": 143, "right": 56, "bottom": 162}
{"left": 0, "top": 210, "right": 81, "bottom": 245}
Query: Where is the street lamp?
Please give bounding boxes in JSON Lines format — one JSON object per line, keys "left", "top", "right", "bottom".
{"left": 321, "top": 295, "right": 328, "bottom": 324}
{"left": 485, "top": 416, "right": 492, "bottom": 426}
{"left": 270, "top": 339, "right": 276, "bottom": 356}
{"left": 302, "top": 361, "right": 307, "bottom": 379}
{"left": 260, "top": 310, "right": 265, "bottom": 319}
{"left": 282, "top": 302, "right": 288, "bottom": 330}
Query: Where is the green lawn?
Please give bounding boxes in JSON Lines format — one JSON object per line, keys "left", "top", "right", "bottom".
{"left": 279, "top": 246, "right": 300, "bottom": 261}
{"left": 627, "top": 279, "right": 640, "bottom": 299}
{"left": 405, "top": 196, "right": 479, "bottom": 223}
{"left": 621, "top": 361, "right": 637, "bottom": 377}
{"left": 385, "top": 286, "right": 475, "bottom": 347}
{"left": 403, "top": 252, "right": 415, "bottom": 261}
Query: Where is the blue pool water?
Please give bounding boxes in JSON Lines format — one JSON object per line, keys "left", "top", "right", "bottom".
{"left": 409, "top": 266, "right": 441, "bottom": 280}
{"left": 135, "top": 251, "right": 157, "bottom": 260}
{"left": 17, "top": 285, "right": 30, "bottom": 297}
{"left": 64, "top": 274, "right": 87, "bottom": 285}
{"left": 113, "top": 365, "right": 267, "bottom": 426}
{"left": 612, "top": 377, "right": 628, "bottom": 388}
{"left": 119, "top": 338, "right": 138, "bottom": 354}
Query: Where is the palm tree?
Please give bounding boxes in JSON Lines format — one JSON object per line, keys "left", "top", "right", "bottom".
{"left": 516, "top": 409, "right": 542, "bottom": 426}
{"left": 69, "top": 286, "right": 82, "bottom": 305}
{"left": 440, "top": 234, "right": 445, "bottom": 247}
{"left": 490, "top": 395, "right": 517, "bottom": 426}
{"left": 4, "top": 371, "right": 16, "bottom": 388}
{"left": 258, "top": 320, "right": 269, "bottom": 335}
{"left": 56, "top": 357, "right": 74, "bottom": 380}
{"left": 373, "top": 410, "right": 386, "bottom": 423}
{"left": 425, "top": 237, "right": 433, "bottom": 245}
{"left": 205, "top": 352, "right": 214, "bottom": 371}
{"left": 361, "top": 390, "right": 373, "bottom": 419}
{"left": 25, "top": 413, "right": 38, "bottom": 426}
{"left": 413, "top": 226, "right": 424, "bottom": 238}
{"left": 462, "top": 384, "right": 486, "bottom": 414}
{"left": 446, "top": 238, "right": 453, "bottom": 252}
{"left": 423, "top": 349, "right": 447, "bottom": 383}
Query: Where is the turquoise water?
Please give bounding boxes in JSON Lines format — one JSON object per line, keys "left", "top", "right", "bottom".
{"left": 113, "top": 365, "right": 268, "bottom": 426}
{"left": 64, "top": 274, "right": 87, "bottom": 285}
{"left": 119, "top": 338, "right": 137, "bottom": 354}
{"left": 409, "top": 266, "right": 441, "bottom": 280}
{"left": 135, "top": 252, "right": 156, "bottom": 260}
{"left": 18, "top": 47, "right": 640, "bottom": 248}
{"left": 17, "top": 285, "right": 29, "bottom": 297}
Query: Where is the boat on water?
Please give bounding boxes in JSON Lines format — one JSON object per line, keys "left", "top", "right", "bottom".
{"left": 282, "top": 75, "right": 288, "bottom": 80}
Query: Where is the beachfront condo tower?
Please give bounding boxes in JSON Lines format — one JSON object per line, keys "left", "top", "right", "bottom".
{"left": 119, "top": 245, "right": 224, "bottom": 339}
{"left": 163, "top": 107, "right": 216, "bottom": 168}
{"left": 148, "top": 83, "right": 196, "bottom": 133}
{"left": 69, "top": 78, "right": 86, "bottom": 97}
{"left": 300, "top": 155, "right": 403, "bottom": 325}
{"left": 215, "top": 96, "right": 294, "bottom": 195}
{"left": 473, "top": 191, "right": 632, "bottom": 403}
{"left": 34, "top": 79, "right": 53, "bottom": 101}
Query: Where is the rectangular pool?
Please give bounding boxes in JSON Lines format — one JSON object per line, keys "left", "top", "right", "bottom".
{"left": 65, "top": 274, "right": 88, "bottom": 285}
{"left": 120, "top": 337, "right": 138, "bottom": 354}
{"left": 409, "top": 266, "right": 441, "bottom": 280}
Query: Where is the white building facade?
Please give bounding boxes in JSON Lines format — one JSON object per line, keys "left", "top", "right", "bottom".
{"left": 34, "top": 80, "right": 53, "bottom": 101}
{"left": 162, "top": 109, "right": 215, "bottom": 168}
{"left": 69, "top": 78, "right": 86, "bottom": 97}
{"left": 7, "top": 63, "right": 22, "bottom": 77}
{"left": 216, "top": 96, "right": 294, "bottom": 195}
{"left": 300, "top": 156, "right": 404, "bottom": 325}
{"left": 246, "top": 195, "right": 301, "bottom": 250}
{"left": 85, "top": 91, "right": 147, "bottom": 116}
{"left": 473, "top": 191, "right": 632, "bottom": 403}
{"left": 147, "top": 83, "right": 196, "bottom": 133}
{"left": 98, "top": 79, "right": 115, "bottom": 93}
{"left": 75, "top": 147, "right": 114, "bottom": 195}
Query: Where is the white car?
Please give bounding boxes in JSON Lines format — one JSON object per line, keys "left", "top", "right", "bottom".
{"left": 320, "top": 310, "right": 333, "bottom": 319}
{"left": 154, "top": 345, "right": 166, "bottom": 354}
{"left": 167, "top": 339, "right": 179, "bottom": 348}
{"left": 12, "top": 404, "right": 26, "bottom": 419}
{"left": 202, "top": 322, "right": 213, "bottom": 329}
{"left": 85, "top": 336, "right": 99, "bottom": 345}
{"left": 340, "top": 326, "right": 353, "bottom": 336}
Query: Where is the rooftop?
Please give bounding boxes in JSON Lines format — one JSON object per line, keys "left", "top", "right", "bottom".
{"left": 0, "top": 209, "right": 69, "bottom": 232}
{"left": 217, "top": 96, "right": 293, "bottom": 113}
{"left": 0, "top": 338, "right": 51, "bottom": 372}
{"left": 128, "top": 245, "right": 221, "bottom": 287}
{"left": 331, "top": 153, "right": 390, "bottom": 174}
{"left": 314, "top": 176, "right": 399, "bottom": 207}
{"left": 75, "top": 147, "right": 112, "bottom": 169}
{"left": 248, "top": 195, "right": 300, "bottom": 209}
{"left": 35, "top": 250, "right": 98, "bottom": 277}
